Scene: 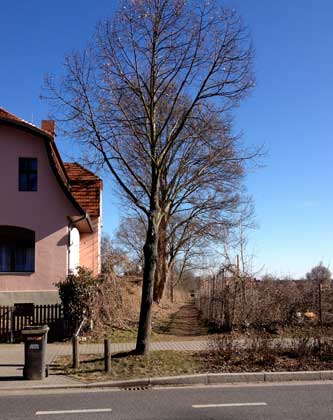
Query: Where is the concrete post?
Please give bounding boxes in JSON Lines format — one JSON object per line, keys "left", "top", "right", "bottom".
{"left": 72, "top": 336, "right": 80, "bottom": 369}
{"left": 104, "top": 338, "right": 111, "bottom": 373}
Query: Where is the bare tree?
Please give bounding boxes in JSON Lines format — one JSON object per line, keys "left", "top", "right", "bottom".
{"left": 115, "top": 212, "right": 209, "bottom": 302}
{"left": 306, "top": 263, "right": 331, "bottom": 285}
{"left": 44, "top": 0, "right": 254, "bottom": 354}
{"left": 115, "top": 217, "right": 146, "bottom": 268}
{"left": 306, "top": 262, "right": 332, "bottom": 325}
{"left": 101, "top": 233, "right": 138, "bottom": 275}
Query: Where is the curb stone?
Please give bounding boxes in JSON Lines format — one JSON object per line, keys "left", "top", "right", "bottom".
{"left": 150, "top": 374, "right": 208, "bottom": 386}
{"left": 208, "top": 372, "right": 265, "bottom": 384}
{"left": 319, "top": 371, "right": 333, "bottom": 380}
{"left": 264, "top": 371, "right": 321, "bottom": 382}
{"left": 0, "top": 370, "right": 332, "bottom": 392}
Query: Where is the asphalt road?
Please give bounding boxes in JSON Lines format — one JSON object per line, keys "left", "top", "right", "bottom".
{"left": 0, "top": 382, "right": 333, "bottom": 420}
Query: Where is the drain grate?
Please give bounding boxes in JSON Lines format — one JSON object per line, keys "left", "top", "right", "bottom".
{"left": 122, "top": 386, "right": 149, "bottom": 391}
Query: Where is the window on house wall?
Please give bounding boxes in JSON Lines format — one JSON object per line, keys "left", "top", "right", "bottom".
{"left": 19, "top": 158, "right": 38, "bottom": 191}
{"left": 0, "top": 226, "right": 35, "bottom": 273}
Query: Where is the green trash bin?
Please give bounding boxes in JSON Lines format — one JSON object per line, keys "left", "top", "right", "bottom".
{"left": 22, "top": 325, "right": 49, "bottom": 380}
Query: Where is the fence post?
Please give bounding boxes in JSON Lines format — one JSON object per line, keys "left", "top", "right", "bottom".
{"left": 72, "top": 336, "right": 80, "bottom": 369}
{"left": 319, "top": 282, "right": 323, "bottom": 326}
{"left": 10, "top": 308, "right": 15, "bottom": 343}
{"left": 104, "top": 339, "right": 111, "bottom": 373}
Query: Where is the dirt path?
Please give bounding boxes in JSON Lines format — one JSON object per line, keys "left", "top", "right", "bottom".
{"left": 154, "top": 300, "right": 209, "bottom": 337}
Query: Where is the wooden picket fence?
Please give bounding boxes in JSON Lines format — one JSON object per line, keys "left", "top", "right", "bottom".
{"left": 0, "top": 304, "right": 71, "bottom": 343}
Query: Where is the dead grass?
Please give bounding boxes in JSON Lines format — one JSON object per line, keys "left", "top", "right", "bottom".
{"left": 279, "top": 325, "right": 333, "bottom": 338}
{"left": 54, "top": 350, "right": 204, "bottom": 382}
{"left": 89, "top": 293, "right": 210, "bottom": 343}
{"left": 105, "top": 327, "right": 207, "bottom": 344}
{"left": 53, "top": 335, "right": 333, "bottom": 383}
{"left": 206, "top": 334, "right": 333, "bottom": 372}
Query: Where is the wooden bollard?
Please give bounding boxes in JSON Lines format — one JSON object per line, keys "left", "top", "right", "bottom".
{"left": 104, "top": 338, "right": 111, "bottom": 373}
{"left": 72, "top": 336, "right": 80, "bottom": 369}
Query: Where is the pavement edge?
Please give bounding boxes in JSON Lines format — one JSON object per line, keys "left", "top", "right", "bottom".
{"left": 1, "top": 370, "right": 333, "bottom": 392}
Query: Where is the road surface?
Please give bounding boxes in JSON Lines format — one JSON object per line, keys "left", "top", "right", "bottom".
{"left": 0, "top": 382, "right": 332, "bottom": 419}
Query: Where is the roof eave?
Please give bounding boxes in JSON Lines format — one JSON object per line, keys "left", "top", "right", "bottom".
{"left": 69, "top": 213, "right": 94, "bottom": 233}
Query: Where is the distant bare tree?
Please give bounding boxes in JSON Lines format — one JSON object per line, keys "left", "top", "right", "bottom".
{"left": 306, "top": 262, "right": 332, "bottom": 325}
{"left": 101, "top": 233, "right": 137, "bottom": 275}
{"left": 115, "top": 217, "right": 146, "bottom": 269}
{"left": 44, "top": 0, "right": 254, "bottom": 354}
{"left": 115, "top": 213, "right": 209, "bottom": 302}
{"left": 306, "top": 263, "right": 331, "bottom": 285}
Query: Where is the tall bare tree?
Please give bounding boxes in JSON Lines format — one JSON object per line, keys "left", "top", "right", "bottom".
{"left": 45, "top": 0, "right": 254, "bottom": 354}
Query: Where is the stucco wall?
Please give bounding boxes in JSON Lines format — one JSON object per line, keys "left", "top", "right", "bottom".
{"left": 0, "top": 125, "right": 81, "bottom": 297}
{"left": 80, "top": 216, "right": 101, "bottom": 276}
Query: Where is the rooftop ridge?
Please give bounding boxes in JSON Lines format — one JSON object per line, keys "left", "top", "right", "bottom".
{"left": 0, "top": 106, "right": 53, "bottom": 137}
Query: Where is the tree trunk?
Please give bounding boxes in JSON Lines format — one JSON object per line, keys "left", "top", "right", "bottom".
{"left": 170, "top": 271, "right": 174, "bottom": 303}
{"left": 153, "top": 214, "right": 167, "bottom": 303}
{"left": 135, "top": 211, "right": 159, "bottom": 355}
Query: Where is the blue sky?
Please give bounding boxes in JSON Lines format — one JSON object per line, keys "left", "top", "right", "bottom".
{"left": 1, "top": 1, "right": 332, "bottom": 278}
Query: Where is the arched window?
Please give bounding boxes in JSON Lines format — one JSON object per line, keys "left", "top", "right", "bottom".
{"left": 0, "top": 226, "right": 35, "bottom": 273}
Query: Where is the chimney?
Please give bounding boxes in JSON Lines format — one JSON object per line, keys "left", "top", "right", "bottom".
{"left": 41, "top": 120, "right": 56, "bottom": 137}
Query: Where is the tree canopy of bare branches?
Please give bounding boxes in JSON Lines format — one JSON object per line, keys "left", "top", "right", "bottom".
{"left": 306, "top": 263, "right": 332, "bottom": 285}
{"left": 45, "top": 0, "right": 255, "bottom": 354}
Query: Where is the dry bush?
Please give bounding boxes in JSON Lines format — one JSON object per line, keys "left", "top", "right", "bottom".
{"left": 208, "top": 334, "right": 333, "bottom": 370}
{"left": 316, "top": 337, "right": 333, "bottom": 361}
{"left": 200, "top": 276, "right": 333, "bottom": 332}
{"left": 207, "top": 334, "right": 276, "bottom": 369}
{"left": 286, "top": 337, "right": 313, "bottom": 362}
{"left": 208, "top": 335, "right": 235, "bottom": 362}
{"left": 91, "top": 274, "right": 141, "bottom": 336}
{"left": 246, "top": 281, "right": 333, "bottom": 329}
{"left": 244, "top": 281, "right": 305, "bottom": 328}
{"left": 285, "top": 336, "right": 333, "bottom": 363}
{"left": 245, "top": 336, "right": 276, "bottom": 366}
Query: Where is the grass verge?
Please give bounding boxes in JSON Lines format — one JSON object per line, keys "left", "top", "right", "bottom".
{"left": 53, "top": 350, "right": 204, "bottom": 382}
{"left": 54, "top": 336, "right": 333, "bottom": 383}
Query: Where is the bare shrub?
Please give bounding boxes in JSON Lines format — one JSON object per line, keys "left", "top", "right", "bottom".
{"left": 92, "top": 274, "right": 141, "bottom": 336}
{"left": 282, "top": 336, "right": 333, "bottom": 363}
{"left": 208, "top": 334, "right": 277, "bottom": 368}
{"left": 208, "top": 335, "right": 235, "bottom": 362}
{"left": 207, "top": 333, "right": 333, "bottom": 371}
{"left": 316, "top": 337, "right": 333, "bottom": 361}
{"left": 287, "top": 337, "right": 313, "bottom": 362}
{"left": 200, "top": 274, "right": 333, "bottom": 332}
{"left": 245, "top": 336, "right": 276, "bottom": 366}
{"left": 92, "top": 274, "right": 124, "bottom": 330}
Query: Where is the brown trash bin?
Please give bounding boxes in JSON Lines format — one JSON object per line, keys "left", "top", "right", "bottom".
{"left": 22, "top": 325, "right": 49, "bottom": 380}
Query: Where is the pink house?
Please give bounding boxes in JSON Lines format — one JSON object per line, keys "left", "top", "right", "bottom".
{"left": 0, "top": 108, "right": 102, "bottom": 305}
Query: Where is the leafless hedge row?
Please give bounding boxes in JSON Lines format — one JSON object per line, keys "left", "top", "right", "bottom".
{"left": 197, "top": 275, "right": 333, "bottom": 331}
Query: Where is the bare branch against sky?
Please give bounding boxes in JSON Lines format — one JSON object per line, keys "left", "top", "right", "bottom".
{"left": 44, "top": 0, "right": 255, "bottom": 354}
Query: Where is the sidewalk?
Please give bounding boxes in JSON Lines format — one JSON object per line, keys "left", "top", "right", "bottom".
{"left": 1, "top": 340, "right": 333, "bottom": 391}
{"left": 0, "top": 340, "right": 208, "bottom": 389}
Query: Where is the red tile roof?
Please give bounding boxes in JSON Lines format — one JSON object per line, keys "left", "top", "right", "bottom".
{"left": 0, "top": 108, "right": 22, "bottom": 122}
{"left": 0, "top": 107, "right": 52, "bottom": 137}
{"left": 64, "top": 163, "right": 102, "bottom": 218}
